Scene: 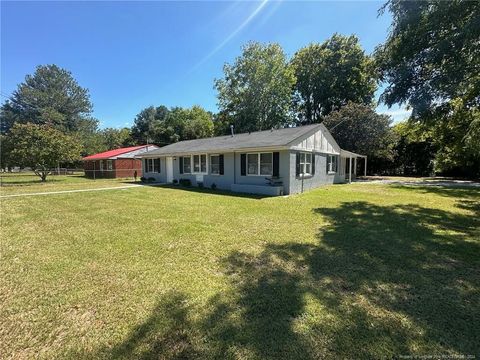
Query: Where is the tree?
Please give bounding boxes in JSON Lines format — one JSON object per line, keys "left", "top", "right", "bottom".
{"left": 376, "top": 0, "right": 479, "bottom": 117}
{"left": 6, "top": 123, "right": 82, "bottom": 181}
{"left": 215, "top": 42, "right": 296, "bottom": 133}
{"left": 0, "top": 64, "right": 93, "bottom": 134}
{"left": 323, "top": 103, "right": 394, "bottom": 174}
{"left": 392, "top": 122, "right": 436, "bottom": 176}
{"left": 131, "top": 106, "right": 170, "bottom": 145}
{"left": 291, "top": 34, "right": 377, "bottom": 124}
{"left": 376, "top": 0, "right": 480, "bottom": 177}
{"left": 100, "top": 127, "right": 135, "bottom": 150}
{"left": 177, "top": 106, "right": 214, "bottom": 140}
{"left": 131, "top": 105, "right": 214, "bottom": 145}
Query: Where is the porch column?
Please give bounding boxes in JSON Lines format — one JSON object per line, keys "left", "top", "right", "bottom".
{"left": 349, "top": 157, "right": 352, "bottom": 183}
{"left": 364, "top": 157, "right": 367, "bottom": 177}
{"left": 354, "top": 157, "right": 357, "bottom": 176}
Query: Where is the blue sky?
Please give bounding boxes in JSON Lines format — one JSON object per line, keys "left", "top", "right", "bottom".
{"left": 1, "top": 1, "right": 410, "bottom": 129}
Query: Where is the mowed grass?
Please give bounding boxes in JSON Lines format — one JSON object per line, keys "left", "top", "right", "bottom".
{"left": 0, "top": 172, "right": 136, "bottom": 195}
{"left": 1, "top": 178, "right": 479, "bottom": 359}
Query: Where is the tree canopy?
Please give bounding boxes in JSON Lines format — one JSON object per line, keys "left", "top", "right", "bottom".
{"left": 323, "top": 103, "right": 394, "bottom": 174}
{"left": 215, "top": 42, "right": 296, "bottom": 133}
{"left": 376, "top": 0, "right": 479, "bottom": 117}
{"left": 376, "top": 0, "right": 480, "bottom": 176}
{"left": 291, "top": 34, "right": 377, "bottom": 124}
{"left": 5, "top": 123, "right": 82, "bottom": 181}
{"left": 131, "top": 105, "right": 214, "bottom": 145}
{"left": 0, "top": 64, "right": 94, "bottom": 134}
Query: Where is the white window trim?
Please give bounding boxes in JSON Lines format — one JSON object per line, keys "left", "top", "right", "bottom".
{"left": 299, "top": 152, "right": 312, "bottom": 177}
{"left": 327, "top": 155, "right": 337, "bottom": 174}
{"left": 182, "top": 156, "right": 192, "bottom": 174}
{"left": 246, "top": 152, "right": 273, "bottom": 176}
{"left": 146, "top": 158, "right": 159, "bottom": 173}
{"left": 210, "top": 154, "right": 220, "bottom": 175}
{"left": 183, "top": 154, "right": 208, "bottom": 174}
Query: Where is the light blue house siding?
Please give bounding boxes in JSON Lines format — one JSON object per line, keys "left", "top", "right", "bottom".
{"left": 142, "top": 150, "right": 347, "bottom": 195}
{"left": 139, "top": 124, "right": 365, "bottom": 196}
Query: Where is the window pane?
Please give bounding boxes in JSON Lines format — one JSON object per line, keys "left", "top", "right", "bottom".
{"left": 201, "top": 154, "right": 207, "bottom": 173}
{"left": 193, "top": 155, "right": 200, "bottom": 172}
{"left": 210, "top": 155, "right": 219, "bottom": 174}
{"left": 183, "top": 157, "right": 191, "bottom": 173}
{"left": 306, "top": 153, "right": 312, "bottom": 163}
{"left": 260, "top": 153, "right": 272, "bottom": 175}
{"left": 305, "top": 163, "right": 311, "bottom": 174}
{"left": 247, "top": 154, "right": 258, "bottom": 175}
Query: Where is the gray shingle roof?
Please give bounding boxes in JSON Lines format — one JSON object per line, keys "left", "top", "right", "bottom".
{"left": 141, "top": 124, "right": 321, "bottom": 156}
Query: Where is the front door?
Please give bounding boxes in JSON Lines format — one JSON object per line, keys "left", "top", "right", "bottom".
{"left": 166, "top": 157, "right": 173, "bottom": 183}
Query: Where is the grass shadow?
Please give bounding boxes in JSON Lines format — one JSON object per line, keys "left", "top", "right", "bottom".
{"left": 90, "top": 201, "right": 479, "bottom": 359}
{"left": 137, "top": 183, "right": 271, "bottom": 200}
{"left": 390, "top": 184, "right": 480, "bottom": 200}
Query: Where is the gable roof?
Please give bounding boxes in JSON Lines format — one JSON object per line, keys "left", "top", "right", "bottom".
{"left": 83, "top": 145, "right": 153, "bottom": 160}
{"left": 140, "top": 124, "right": 322, "bottom": 156}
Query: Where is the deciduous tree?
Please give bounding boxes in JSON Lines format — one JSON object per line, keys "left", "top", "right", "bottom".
{"left": 215, "top": 42, "right": 296, "bottom": 133}
{"left": 6, "top": 123, "right": 82, "bottom": 181}
{"left": 291, "top": 34, "right": 376, "bottom": 124}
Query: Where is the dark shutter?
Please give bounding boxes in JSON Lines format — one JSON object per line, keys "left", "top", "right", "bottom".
{"left": 179, "top": 157, "right": 184, "bottom": 174}
{"left": 154, "top": 158, "right": 160, "bottom": 173}
{"left": 311, "top": 153, "right": 315, "bottom": 175}
{"left": 273, "top": 152, "right": 279, "bottom": 177}
{"left": 295, "top": 152, "right": 300, "bottom": 177}
{"left": 144, "top": 159, "right": 149, "bottom": 173}
{"left": 240, "top": 154, "right": 246, "bottom": 176}
{"left": 219, "top": 154, "right": 224, "bottom": 175}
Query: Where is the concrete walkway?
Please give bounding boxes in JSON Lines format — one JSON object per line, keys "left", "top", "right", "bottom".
{"left": 0, "top": 184, "right": 143, "bottom": 198}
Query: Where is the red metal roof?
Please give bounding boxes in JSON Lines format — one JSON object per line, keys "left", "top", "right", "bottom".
{"left": 82, "top": 145, "right": 148, "bottom": 160}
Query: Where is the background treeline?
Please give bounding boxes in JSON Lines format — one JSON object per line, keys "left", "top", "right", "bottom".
{"left": 1, "top": 0, "right": 479, "bottom": 178}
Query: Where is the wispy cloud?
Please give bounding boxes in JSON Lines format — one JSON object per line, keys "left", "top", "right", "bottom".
{"left": 190, "top": 0, "right": 270, "bottom": 72}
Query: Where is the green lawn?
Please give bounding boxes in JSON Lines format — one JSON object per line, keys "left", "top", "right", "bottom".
{"left": 1, "top": 177, "right": 479, "bottom": 359}
{"left": 0, "top": 172, "right": 136, "bottom": 195}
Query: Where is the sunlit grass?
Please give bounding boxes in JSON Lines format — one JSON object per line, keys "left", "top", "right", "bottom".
{"left": 1, "top": 178, "right": 479, "bottom": 359}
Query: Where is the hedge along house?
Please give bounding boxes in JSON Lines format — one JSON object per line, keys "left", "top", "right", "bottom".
{"left": 82, "top": 145, "right": 159, "bottom": 179}
{"left": 137, "top": 124, "right": 366, "bottom": 196}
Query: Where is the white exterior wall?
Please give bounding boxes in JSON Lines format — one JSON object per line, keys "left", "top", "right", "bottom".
{"left": 290, "top": 125, "right": 341, "bottom": 154}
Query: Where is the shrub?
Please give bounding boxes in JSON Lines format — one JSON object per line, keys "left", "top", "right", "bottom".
{"left": 140, "top": 176, "right": 147, "bottom": 183}
{"left": 147, "top": 177, "right": 156, "bottom": 183}
{"left": 198, "top": 182, "right": 204, "bottom": 189}
{"left": 211, "top": 183, "right": 217, "bottom": 190}
{"left": 179, "top": 178, "right": 191, "bottom": 187}
{"left": 172, "top": 179, "right": 178, "bottom": 184}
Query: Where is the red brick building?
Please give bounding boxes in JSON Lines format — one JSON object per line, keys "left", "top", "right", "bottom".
{"left": 82, "top": 145, "right": 159, "bottom": 178}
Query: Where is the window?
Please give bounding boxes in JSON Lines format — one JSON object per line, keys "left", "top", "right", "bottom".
{"left": 247, "top": 154, "right": 258, "bottom": 175}
{"left": 107, "top": 160, "right": 113, "bottom": 171}
{"left": 189, "top": 154, "right": 207, "bottom": 174}
{"left": 183, "top": 156, "right": 191, "bottom": 173}
{"left": 145, "top": 158, "right": 160, "bottom": 173}
{"left": 210, "top": 155, "right": 220, "bottom": 175}
{"left": 299, "top": 152, "right": 312, "bottom": 175}
{"left": 327, "top": 155, "right": 337, "bottom": 173}
{"left": 247, "top": 153, "right": 273, "bottom": 176}
{"left": 260, "top": 153, "right": 273, "bottom": 175}
{"left": 99, "top": 160, "right": 104, "bottom": 171}
{"left": 191, "top": 154, "right": 207, "bottom": 173}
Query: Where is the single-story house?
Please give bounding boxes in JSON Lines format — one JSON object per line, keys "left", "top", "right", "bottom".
{"left": 82, "top": 145, "right": 159, "bottom": 179}
{"left": 137, "top": 124, "right": 366, "bottom": 195}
